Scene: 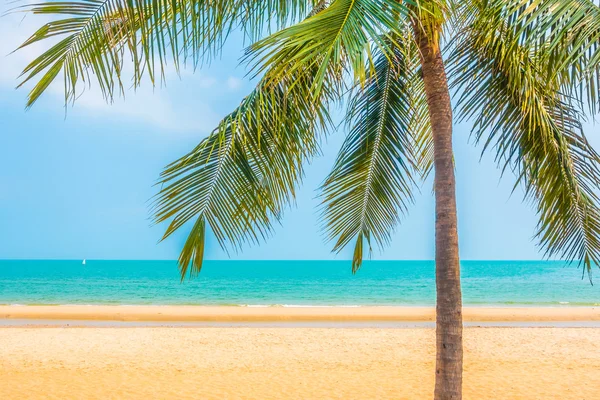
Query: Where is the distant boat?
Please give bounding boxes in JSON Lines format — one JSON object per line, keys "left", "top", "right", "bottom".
{"left": 82, "top": 259, "right": 86, "bottom": 265}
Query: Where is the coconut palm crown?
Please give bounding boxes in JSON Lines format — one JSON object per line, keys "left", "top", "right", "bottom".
{"left": 14, "top": 0, "right": 600, "bottom": 398}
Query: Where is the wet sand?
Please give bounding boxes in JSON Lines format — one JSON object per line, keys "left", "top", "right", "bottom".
{"left": 1, "top": 305, "right": 599, "bottom": 322}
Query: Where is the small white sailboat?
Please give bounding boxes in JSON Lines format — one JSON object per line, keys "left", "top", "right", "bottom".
{"left": 82, "top": 259, "right": 86, "bottom": 266}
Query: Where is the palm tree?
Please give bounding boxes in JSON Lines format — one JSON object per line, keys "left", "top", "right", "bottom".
{"left": 14, "top": 0, "right": 600, "bottom": 398}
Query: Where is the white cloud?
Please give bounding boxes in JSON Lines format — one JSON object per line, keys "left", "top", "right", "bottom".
{"left": 0, "top": 14, "right": 47, "bottom": 87}
{"left": 55, "top": 84, "right": 221, "bottom": 133}
{"left": 0, "top": 12, "right": 221, "bottom": 134}
{"left": 226, "top": 76, "right": 243, "bottom": 91}
{"left": 198, "top": 76, "right": 218, "bottom": 88}
{"left": 160, "top": 63, "right": 217, "bottom": 88}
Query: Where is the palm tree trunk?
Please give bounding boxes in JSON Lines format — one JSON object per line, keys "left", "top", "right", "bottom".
{"left": 414, "top": 22, "right": 463, "bottom": 400}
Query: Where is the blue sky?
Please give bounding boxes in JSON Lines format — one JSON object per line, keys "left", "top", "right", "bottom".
{"left": 1, "top": 12, "right": 597, "bottom": 261}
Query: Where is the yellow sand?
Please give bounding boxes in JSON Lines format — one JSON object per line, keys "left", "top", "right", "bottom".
{"left": 1, "top": 305, "right": 599, "bottom": 321}
{"left": 1, "top": 327, "right": 599, "bottom": 399}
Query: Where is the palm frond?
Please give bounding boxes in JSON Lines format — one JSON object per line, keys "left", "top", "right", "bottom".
{"left": 320, "top": 34, "right": 426, "bottom": 272}
{"left": 153, "top": 80, "right": 325, "bottom": 279}
{"left": 523, "top": 0, "right": 600, "bottom": 113}
{"left": 15, "top": 0, "right": 317, "bottom": 106}
{"left": 465, "top": 0, "right": 600, "bottom": 113}
{"left": 410, "top": 68, "right": 433, "bottom": 180}
{"left": 247, "top": 0, "right": 411, "bottom": 100}
{"left": 153, "top": 3, "right": 336, "bottom": 280}
{"left": 451, "top": 6, "right": 600, "bottom": 278}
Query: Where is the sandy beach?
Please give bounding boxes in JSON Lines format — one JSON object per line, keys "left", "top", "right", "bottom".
{"left": 2, "top": 305, "right": 600, "bottom": 322}
{"left": 0, "top": 326, "right": 598, "bottom": 399}
{"left": 2, "top": 307, "right": 600, "bottom": 398}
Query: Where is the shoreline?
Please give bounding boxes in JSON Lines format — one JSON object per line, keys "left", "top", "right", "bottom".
{"left": 1, "top": 305, "right": 599, "bottom": 322}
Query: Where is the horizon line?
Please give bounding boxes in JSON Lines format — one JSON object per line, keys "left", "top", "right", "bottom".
{"left": 0, "top": 258, "right": 575, "bottom": 262}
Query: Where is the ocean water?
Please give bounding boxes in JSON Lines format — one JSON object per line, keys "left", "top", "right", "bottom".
{"left": 0, "top": 260, "right": 598, "bottom": 306}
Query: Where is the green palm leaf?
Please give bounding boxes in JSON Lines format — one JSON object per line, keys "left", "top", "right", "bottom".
{"left": 471, "top": 0, "right": 600, "bottom": 112}
{"left": 15, "top": 0, "right": 317, "bottom": 106}
{"left": 320, "top": 36, "right": 426, "bottom": 272}
{"left": 526, "top": 0, "right": 600, "bottom": 112}
{"left": 153, "top": 3, "right": 335, "bottom": 279}
{"left": 247, "top": 0, "right": 411, "bottom": 100}
{"left": 153, "top": 79, "right": 324, "bottom": 279}
{"left": 452, "top": 5, "right": 600, "bottom": 277}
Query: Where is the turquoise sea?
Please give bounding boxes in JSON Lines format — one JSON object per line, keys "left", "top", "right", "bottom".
{"left": 0, "top": 260, "right": 598, "bottom": 306}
